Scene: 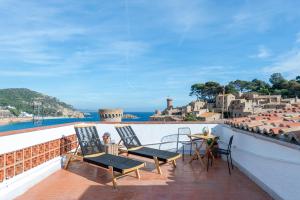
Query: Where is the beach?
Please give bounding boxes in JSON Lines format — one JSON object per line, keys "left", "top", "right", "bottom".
{"left": 0, "top": 117, "right": 33, "bottom": 126}
{"left": 0, "top": 116, "right": 84, "bottom": 126}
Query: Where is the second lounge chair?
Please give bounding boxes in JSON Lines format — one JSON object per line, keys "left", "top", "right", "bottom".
{"left": 115, "top": 125, "right": 181, "bottom": 175}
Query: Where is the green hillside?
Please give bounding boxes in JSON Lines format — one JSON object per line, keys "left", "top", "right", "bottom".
{"left": 0, "top": 88, "right": 77, "bottom": 116}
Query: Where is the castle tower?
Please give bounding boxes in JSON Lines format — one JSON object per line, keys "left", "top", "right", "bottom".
{"left": 99, "top": 108, "right": 123, "bottom": 122}
{"left": 167, "top": 98, "right": 173, "bottom": 109}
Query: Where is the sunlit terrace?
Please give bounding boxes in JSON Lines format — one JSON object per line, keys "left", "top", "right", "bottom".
{"left": 1, "top": 122, "right": 299, "bottom": 200}
{"left": 17, "top": 156, "right": 271, "bottom": 200}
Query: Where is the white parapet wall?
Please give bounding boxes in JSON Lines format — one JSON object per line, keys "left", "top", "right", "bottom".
{"left": 0, "top": 157, "right": 62, "bottom": 200}
{"left": 0, "top": 125, "right": 76, "bottom": 200}
{"left": 215, "top": 125, "right": 300, "bottom": 200}
{"left": 95, "top": 123, "right": 218, "bottom": 150}
{"left": 0, "top": 125, "right": 75, "bottom": 154}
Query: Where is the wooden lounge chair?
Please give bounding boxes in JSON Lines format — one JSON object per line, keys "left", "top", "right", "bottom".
{"left": 115, "top": 125, "right": 181, "bottom": 175}
{"left": 64, "top": 125, "right": 145, "bottom": 189}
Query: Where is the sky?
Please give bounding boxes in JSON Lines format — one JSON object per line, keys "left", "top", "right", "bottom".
{"left": 0, "top": 0, "right": 300, "bottom": 111}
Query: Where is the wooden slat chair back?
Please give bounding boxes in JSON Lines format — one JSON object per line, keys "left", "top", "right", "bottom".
{"left": 115, "top": 126, "right": 142, "bottom": 148}
{"left": 75, "top": 126, "right": 104, "bottom": 156}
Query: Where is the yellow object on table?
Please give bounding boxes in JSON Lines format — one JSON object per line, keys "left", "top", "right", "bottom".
{"left": 189, "top": 133, "right": 216, "bottom": 140}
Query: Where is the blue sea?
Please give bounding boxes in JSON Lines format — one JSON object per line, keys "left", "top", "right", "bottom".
{"left": 0, "top": 112, "right": 153, "bottom": 133}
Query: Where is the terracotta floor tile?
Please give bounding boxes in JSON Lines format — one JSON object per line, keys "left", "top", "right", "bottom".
{"left": 16, "top": 156, "right": 272, "bottom": 200}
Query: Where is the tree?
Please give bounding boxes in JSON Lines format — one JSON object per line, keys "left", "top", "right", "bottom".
{"left": 184, "top": 113, "right": 198, "bottom": 121}
{"left": 190, "top": 73, "right": 299, "bottom": 101}
{"left": 228, "top": 80, "right": 251, "bottom": 93}
{"left": 269, "top": 73, "right": 286, "bottom": 89}
{"left": 190, "top": 81, "right": 222, "bottom": 102}
{"left": 287, "top": 80, "right": 300, "bottom": 98}
{"left": 249, "top": 79, "right": 271, "bottom": 94}
{"left": 296, "top": 76, "right": 300, "bottom": 83}
{"left": 190, "top": 83, "right": 205, "bottom": 100}
{"left": 8, "top": 108, "right": 20, "bottom": 116}
{"left": 225, "top": 84, "right": 238, "bottom": 94}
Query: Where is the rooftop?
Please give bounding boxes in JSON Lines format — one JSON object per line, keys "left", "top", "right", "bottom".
{"left": 225, "top": 104, "right": 300, "bottom": 145}
{"left": 16, "top": 157, "right": 271, "bottom": 200}
{"left": 1, "top": 122, "right": 299, "bottom": 200}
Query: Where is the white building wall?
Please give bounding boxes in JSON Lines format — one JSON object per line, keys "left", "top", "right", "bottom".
{"left": 0, "top": 125, "right": 75, "bottom": 154}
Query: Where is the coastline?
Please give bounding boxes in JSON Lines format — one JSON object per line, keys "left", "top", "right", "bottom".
{"left": 0, "top": 116, "right": 84, "bottom": 126}
{"left": 42, "top": 116, "right": 83, "bottom": 120}
{"left": 0, "top": 117, "right": 32, "bottom": 126}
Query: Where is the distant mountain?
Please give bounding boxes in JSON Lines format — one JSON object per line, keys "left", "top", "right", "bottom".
{"left": 0, "top": 88, "right": 83, "bottom": 117}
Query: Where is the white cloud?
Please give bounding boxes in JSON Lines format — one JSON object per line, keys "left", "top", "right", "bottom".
{"left": 0, "top": 38, "right": 150, "bottom": 78}
{"left": 155, "top": 0, "right": 215, "bottom": 45}
{"left": 0, "top": 70, "right": 49, "bottom": 77}
{"left": 0, "top": 0, "right": 88, "bottom": 65}
{"left": 229, "top": 0, "right": 300, "bottom": 33}
{"left": 0, "top": 66, "right": 90, "bottom": 77}
{"left": 164, "top": 0, "right": 202, "bottom": 30}
{"left": 263, "top": 48, "right": 300, "bottom": 75}
{"left": 0, "top": 27, "right": 86, "bottom": 65}
{"left": 253, "top": 46, "right": 271, "bottom": 59}
{"left": 0, "top": 1, "right": 153, "bottom": 77}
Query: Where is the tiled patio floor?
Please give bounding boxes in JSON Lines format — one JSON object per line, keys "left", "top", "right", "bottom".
{"left": 17, "top": 156, "right": 272, "bottom": 200}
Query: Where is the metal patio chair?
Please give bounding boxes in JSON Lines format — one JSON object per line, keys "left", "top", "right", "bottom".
{"left": 210, "top": 135, "right": 234, "bottom": 175}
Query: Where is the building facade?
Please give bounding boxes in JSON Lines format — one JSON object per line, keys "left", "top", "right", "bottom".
{"left": 151, "top": 99, "right": 208, "bottom": 121}
{"left": 215, "top": 94, "right": 236, "bottom": 112}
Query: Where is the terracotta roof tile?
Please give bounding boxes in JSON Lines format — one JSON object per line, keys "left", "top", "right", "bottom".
{"left": 269, "top": 127, "right": 282, "bottom": 135}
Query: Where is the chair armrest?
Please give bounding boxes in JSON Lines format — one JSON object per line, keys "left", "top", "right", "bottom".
{"left": 191, "top": 138, "right": 203, "bottom": 141}
{"left": 178, "top": 141, "right": 192, "bottom": 144}
{"left": 144, "top": 141, "right": 177, "bottom": 147}
{"left": 218, "top": 140, "right": 228, "bottom": 145}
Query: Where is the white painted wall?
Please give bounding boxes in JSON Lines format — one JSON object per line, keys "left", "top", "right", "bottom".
{"left": 95, "top": 123, "right": 218, "bottom": 150}
{"left": 0, "top": 125, "right": 75, "bottom": 154}
{"left": 0, "top": 157, "right": 62, "bottom": 200}
{"left": 0, "top": 125, "right": 76, "bottom": 200}
{"left": 216, "top": 125, "right": 300, "bottom": 200}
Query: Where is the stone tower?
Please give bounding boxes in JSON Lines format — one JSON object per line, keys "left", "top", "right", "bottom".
{"left": 99, "top": 108, "right": 123, "bottom": 122}
{"left": 167, "top": 98, "right": 173, "bottom": 109}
